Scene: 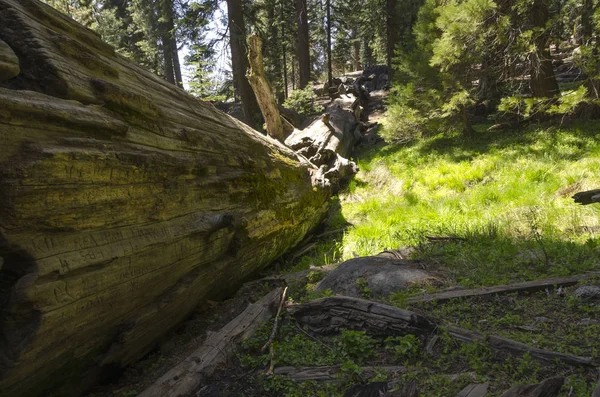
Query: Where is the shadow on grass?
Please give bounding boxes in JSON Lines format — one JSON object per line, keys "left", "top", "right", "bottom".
{"left": 365, "top": 119, "right": 600, "bottom": 166}
{"left": 416, "top": 228, "right": 600, "bottom": 288}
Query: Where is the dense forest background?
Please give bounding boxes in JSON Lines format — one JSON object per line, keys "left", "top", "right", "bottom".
{"left": 41, "top": 0, "right": 600, "bottom": 135}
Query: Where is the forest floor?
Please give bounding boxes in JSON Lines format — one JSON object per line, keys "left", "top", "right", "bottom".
{"left": 86, "top": 86, "right": 600, "bottom": 397}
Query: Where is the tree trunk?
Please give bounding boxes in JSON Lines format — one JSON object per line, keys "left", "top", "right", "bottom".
{"left": 354, "top": 39, "right": 361, "bottom": 72}
{"left": 171, "top": 37, "right": 183, "bottom": 88}
{"left": 529, "top": 0, "right": 559, "bottom": 98}
{"left": 326, "top": 0, "right": 333, "bottom": 89}
{"left": 0, "top": 1, "right": 330, "bottom": 396}
{"left": 164, "top": 0, "right": 182, "bottom": 88}
{"left": 363, "top": 35, "right": 373, "bottom": 69}
{"left": 246, "top": 35, "right": 285, "bottom": 141}
{"left": 226, "top": 0, "right": 262, "bottom": 127}
{"left": 296, "top": 0, "right": 310, "bottom": 89}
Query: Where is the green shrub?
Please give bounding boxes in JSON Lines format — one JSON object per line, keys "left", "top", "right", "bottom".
{"left": 337, "top": 329, "right": 377, "bottom": 362}
{"left": 283, "top": 87, "right": 323, "bottom": 116}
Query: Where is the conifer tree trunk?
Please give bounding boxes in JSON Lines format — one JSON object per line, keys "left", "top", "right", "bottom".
{"left": 226, "top": 0, "right": 262, "bottom": 127}
{"left": 353, "top": 39, "right": 361, "bottom": 71}
{"left": 296, "top": 0, "right": 310, "bottom": 89}
{"left": 282, "top": 4, "right": 289, "bottom": 98}
{"left": 529, "top": 0, "right": 558, "bottom": 98}
{"left": 326, "top": 0, "right": 332, "bottom": 89}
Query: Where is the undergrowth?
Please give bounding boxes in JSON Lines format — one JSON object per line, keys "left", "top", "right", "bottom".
{"left": 333, "top": 121, "right": 600, "bottom": 287}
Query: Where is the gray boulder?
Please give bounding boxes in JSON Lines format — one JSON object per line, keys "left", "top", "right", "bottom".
{"left": 316, "top": 256, "right": 432, "bottom": 298}
{"left": 573, "top": 285, "right": 600, "bottom": 301}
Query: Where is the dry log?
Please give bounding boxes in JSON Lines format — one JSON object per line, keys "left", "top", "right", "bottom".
{"left": 139, "top": 288, "right": 283, "bottom": 397}
{"left": 0, "top": 1, "right": 332, "bottom": 396}
{"left": 288, "top": 296, "right": 436, "bottom": 336}
{"left": 573, "top": 189, "right": 600, "bottom": 205}
{"left": 446, "top": 326, "right": 598, "bottom": 367}
{"left": 290, "top": 297, "right": 598, "bottom": 368}
{"left": 285, "top": 96, "right": 362, "bottom": 190}
{"left": 247, "top": 35, "right": 284, "bottom": 141}
{"left": 406, "top": 272, "right": 600, "bottom": 305}
{"left": 272, "top": 365, "right": 406, "bottom": 382}
{"left": 498, "top": 376, "right": 564, "bottom": 397}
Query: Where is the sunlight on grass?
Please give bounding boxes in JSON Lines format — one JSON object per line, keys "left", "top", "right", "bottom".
{"left": 339, "top": 121, "right": 600, "bottom": 286}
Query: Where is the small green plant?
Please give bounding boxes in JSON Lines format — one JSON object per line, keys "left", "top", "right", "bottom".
{"left": 307, "top": 270, "right": 326, "bottom": 283}
{"left": 337, "top": 329, "right": 377, "bottom": 362}
{"left": 385, "top": 334, "right": 421, "bottom": 361}
{"left": 122, "top": 391, "right": 138, "bottom": 397}
{"left": 283, "top": 87, "right": 323, "bottom": 116}
{"left": 356, "top": 278, "right": 371, "bottom": 298}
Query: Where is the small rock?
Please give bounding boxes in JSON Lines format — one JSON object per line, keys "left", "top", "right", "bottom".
{"left": 534, "top": 316, "right": 549, "bottom": 324}
{"left": 573, "top": 285, "right": 600, "bottom": 301}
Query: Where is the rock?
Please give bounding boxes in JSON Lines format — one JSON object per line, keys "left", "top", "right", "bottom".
{"left": 0, "top": 38, "right": 19, "bottom": 81}
{"left": 0, "top": 1, "right": 330, "bottom": 396}
{"left": 573, "top": 285, "right": 600, "bottom": 301}
{"left": 316, "top": 257, "right": 432, "bottom": 298}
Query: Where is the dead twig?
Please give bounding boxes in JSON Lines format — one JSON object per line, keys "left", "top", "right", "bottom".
{"left": 263, "top": 287, "right": 288, "bottom": 376}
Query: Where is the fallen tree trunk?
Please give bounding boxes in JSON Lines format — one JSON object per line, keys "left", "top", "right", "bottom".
{"left": 573, "top": 189, "right": 600, "bottom": 205}
{"left": 290, "top": 297, "right": 599, "bottom": 368}
{"left": 139, "top": 288, "right": 283, "bottom": 397}
{"left": 285, "top": 96, "right": 362, "bottom": 190}
{"left": 0, "top": 1, "right": 331, "bottom": 396}
{"left": 288, "top": 295, "right": 436, "bottom": 335}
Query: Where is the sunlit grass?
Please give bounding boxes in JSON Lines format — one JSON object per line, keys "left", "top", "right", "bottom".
{"left": 337, "top": 121, "right": 600, "bottom": 286}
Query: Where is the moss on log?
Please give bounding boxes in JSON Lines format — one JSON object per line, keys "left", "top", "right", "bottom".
{"left": 0, "top": 1, "right": 330, "bottom": 396}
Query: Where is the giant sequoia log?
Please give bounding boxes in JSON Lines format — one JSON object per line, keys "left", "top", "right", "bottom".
{"left": 0, "top": 1, "right": 330, "bottom": 396}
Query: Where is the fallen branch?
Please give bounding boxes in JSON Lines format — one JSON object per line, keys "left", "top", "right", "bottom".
{"left": 272, "top": 365, "right": 406, "bottom": 382}
{"left": 138, "top": 288, "right": 283, "bottom": 397}
{"left": 446, "top": 326, "right": 598, "bottom": 367}
{"left": 263, "top": 287, "right": 288, "bottom": 376}
{"left": 406, "top": 272, "right": 600, "bottom": 305}
{"left": 262, "top": 287, "right": 288, "bottom": 352}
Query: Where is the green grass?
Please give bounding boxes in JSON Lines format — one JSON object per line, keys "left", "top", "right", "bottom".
{"left": 336, "top": 121, "right": 600, "bottom": 287}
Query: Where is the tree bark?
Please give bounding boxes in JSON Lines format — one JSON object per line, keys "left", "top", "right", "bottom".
{"left": 0, "top": 1, "right": 330, "bottom": 396}
{"left": 529, "top": 0, "right": 559, "bottom": 98}
{"left": 246, "top": 35, "right": 285, "bottom": 141}
{"left": 354, "top": 38, "right": 361, "bottom": 72}
{"left": 226, "top": 0, "right": 262, "bottom": 127}
{"left": 296, "top": 0, "right": 310, "bottom": 89}
{"left": 326, "top": 0, "right": 333, "bottom": 89}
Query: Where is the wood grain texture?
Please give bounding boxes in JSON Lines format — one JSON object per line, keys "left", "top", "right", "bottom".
{"left": 139, "top": 288, "right": 283, "bottom": 397}
{"left": 0, "top": 1, "right": 330, "bottom": 395}
{"left": 288, "top": 295, "right": 436, "bottom": 335}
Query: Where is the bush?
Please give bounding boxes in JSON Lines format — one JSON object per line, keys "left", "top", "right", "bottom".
{"left": 283, "top": 87, "right": 323, "bottom": 116}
